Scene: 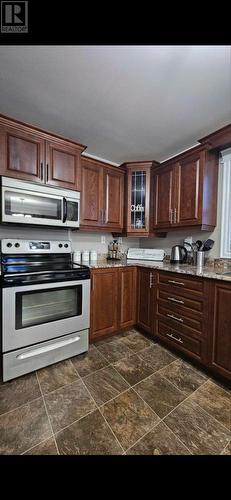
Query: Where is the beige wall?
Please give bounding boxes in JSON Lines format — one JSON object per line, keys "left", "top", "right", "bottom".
{"left": 140, "top": 164, "right": 223, "bottom": 258}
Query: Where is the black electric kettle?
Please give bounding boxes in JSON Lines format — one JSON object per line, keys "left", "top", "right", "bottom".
{"left": 170, "top": 245, "right": 187, "bottom": 264}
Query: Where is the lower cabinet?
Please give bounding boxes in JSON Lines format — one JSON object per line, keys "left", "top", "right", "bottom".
{"left": 137, "top": 267, "right": 154, "bottom": 334}
{"left": 153, "top": 271, "right": 209, "bottom": 365}
{"left": 89, "top": 265, "right": 231, "bottom": 383}
{"left": 90, "top": 267, "right": 136, "bottom": 341}
{"left": 208, "top": 281, "right": 231, "bottom": 381}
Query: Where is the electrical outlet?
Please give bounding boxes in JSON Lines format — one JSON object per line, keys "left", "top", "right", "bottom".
{"left": 118, "top": 237, "right": 123, "bottom": 244}
{"left": 101, "top": 236, "right": 106, "bottom": 244}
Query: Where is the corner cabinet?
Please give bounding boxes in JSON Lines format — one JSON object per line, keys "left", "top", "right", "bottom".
{"left": 118, "top": 161, "right": 166, "bottom": 237}
{"left": 80, "top": 156, "right": 124, "bottom": 232}
{"left": 153, "top": 147, "right": 219, "bottom": 231}
{"left": 0, "top": 115, "right": 85, "bottom": 190}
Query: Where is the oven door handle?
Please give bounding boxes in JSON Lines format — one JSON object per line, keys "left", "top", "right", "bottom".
{"left": 63, "top": 197, "right": 67, "bottom": 223}
{"left": 16, "top": 335, "right": 80, "bottom": 360}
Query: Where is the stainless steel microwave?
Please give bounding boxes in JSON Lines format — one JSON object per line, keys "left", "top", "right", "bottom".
{"left": 1, "top": 177, "right": 80, "bottom": 228}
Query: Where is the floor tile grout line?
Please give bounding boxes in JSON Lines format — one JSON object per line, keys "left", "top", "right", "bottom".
{"left": 220, "top": 439, "right": 231, "bottom": 455}
{"left": 35, "top": 372, "right": 60, "bottom": 455}
{"left": 80, "top": 376, "right": 125, "bottom": 455}
{"left": 0, "top": 394, "right": 43, "bottom": 420}
{"left": 124, "top": 420, "right": 161, "bottom": 454}
{"left": 53, "top": 408, "right": 98, "bottom": 441}
{"left": 157, "top": 420, "right": 193, "bottom": 455}
{"left": 160, "top": 379, "right": 231, "bottom": 438}
{"left": 21, "top": 435, "right": 56, "bottom": 455}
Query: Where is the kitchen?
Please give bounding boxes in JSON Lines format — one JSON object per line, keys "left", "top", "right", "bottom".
{"left": 0, "top": 45, "right": 230, "bottom": 457}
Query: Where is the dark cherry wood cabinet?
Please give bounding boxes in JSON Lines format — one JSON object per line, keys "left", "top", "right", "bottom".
{"left": 0, "top": 114, "right": 85, "bottom": 190}
{"left": 137, "top": 267, "right": 154, "bottom": 334}
{"left": 104, "top": 167, "right": 124, "bottom": 230}
{"left": 0, "top": 125, "right": 45, "bottom": 183}
{"left": 118, "top": 161, "right": 166, "bottom": 238}
{"left": 90, "top": 267, "right": 136, "bottom": 340}
{"left": 80, "top": 157, "right": 104, "bottom": 228}
{"left": 46, "top": 140, "right": 82, "bottom": 190}
{"left": 208, "top": 281, "right": 231, "bottom": 381}
{"left": 153, "top": 164, "right": 175, "bottom": 228}
{"left": 119, "top": 267, "right": 137, "bottom": 329}
{"left": 153, "top": 147, "right": 218, "bottom": 232}
{"left": 90, "top": 268, "right": 119, "bottom": 340}
{"left": 80, "top": 156, "right": 124, "bottom": 232}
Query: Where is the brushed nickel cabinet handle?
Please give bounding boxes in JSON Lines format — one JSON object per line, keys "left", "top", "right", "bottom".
{"left": 174, "top": 207, "right": 177, "bottom": 223}
{"left": 167, "top": 313, "right": 183, "bottom": 323}
{"left": 168, "top": 280, "right": 185, "bottom": 286}
{"left": 169, "top": 208, "right": 173, "bottom": 223}
{"left": 166, "top": 332, "right": 183, "bottom": 344}
{"left": 167, "top": 297, "right": 184, "bottom": 304}
{"left": 149, "top": 272, "right": 153, "bottom": 289}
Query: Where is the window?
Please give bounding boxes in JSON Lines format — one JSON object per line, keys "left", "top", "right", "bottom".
{"left": 220, "top": 148, "right": 231, "bottom": 258}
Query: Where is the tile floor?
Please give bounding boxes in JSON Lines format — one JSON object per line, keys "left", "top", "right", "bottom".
{"left": 0, "top": 328, "right": 230, "bottom": 455}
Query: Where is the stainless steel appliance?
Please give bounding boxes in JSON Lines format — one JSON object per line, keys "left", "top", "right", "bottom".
{"left": 170, "top": 245, "right": 187, "bottom": 264}
{"left": 1, "top": 239, "right": 90, "bottom": 381}
{"left": 1, "top": 177, "right": 80, "bottom": 228}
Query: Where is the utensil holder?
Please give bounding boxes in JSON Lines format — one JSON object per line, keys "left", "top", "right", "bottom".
{"left": 196, "top": 251, "right": 205, "bottom": 267}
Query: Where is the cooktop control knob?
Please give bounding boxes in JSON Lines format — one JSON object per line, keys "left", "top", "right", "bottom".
{"left": 15, "top": 243, "right": 20, "bottom": 248}
{"left": 64, "top": 243, "right": 68, "bottom": 248}
{"left": 7, "top": 242, "right": 12, "bottom": 248}
{"left": 58, "top": 243, "right": 63, "bottom": 248}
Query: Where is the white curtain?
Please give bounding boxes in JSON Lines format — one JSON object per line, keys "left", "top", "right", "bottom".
{"left": 220, "top": 148, "right": 231, "bottom": 258}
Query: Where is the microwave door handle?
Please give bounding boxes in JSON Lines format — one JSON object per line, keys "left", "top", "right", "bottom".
{"left": 63, "top": 197, "right": 67, "bottom": 223}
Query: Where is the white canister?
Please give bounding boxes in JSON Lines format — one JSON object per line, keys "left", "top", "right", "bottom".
{"left": 73, "top": 250, "right": 81, "bottom": 263}
{"left": 82, "top": 250, "right": 90, "bottom": 262}
{"left": 90, "top": 250, "right": 97, "bottom": 262}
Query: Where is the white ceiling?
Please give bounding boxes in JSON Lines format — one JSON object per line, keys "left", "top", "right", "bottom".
{"left": 0, "top": 45, "right": 230, "bottom": 164}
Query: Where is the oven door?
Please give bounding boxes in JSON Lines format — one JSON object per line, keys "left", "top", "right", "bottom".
{"left": 2, "top": 279, "right": 90, "bottom": 352}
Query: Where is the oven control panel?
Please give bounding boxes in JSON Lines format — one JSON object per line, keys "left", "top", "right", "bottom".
{"left": 1, "top": 240, "right": 72, "bottom": 254}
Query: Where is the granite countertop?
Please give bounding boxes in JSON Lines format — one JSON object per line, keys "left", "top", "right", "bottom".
{"left": 89, "top": 259, "right": 231, "bottom": 282}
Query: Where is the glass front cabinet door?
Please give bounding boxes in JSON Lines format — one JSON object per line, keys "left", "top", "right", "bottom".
{"left": 125, "top": 161, "right": 159, "bottom": 236}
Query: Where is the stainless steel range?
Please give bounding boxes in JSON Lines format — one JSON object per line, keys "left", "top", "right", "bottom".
{"left": 1, "top": 239, "right": 90, "bottom": 381}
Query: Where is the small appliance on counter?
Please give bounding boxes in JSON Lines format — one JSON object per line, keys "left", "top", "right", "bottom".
{"left": 170, "top": 245, "right": 187, "bottom": 264}
{"left": 107, "top": 240, "right": 122, "bottom": 260}
{"left": 127, "top": 248, "right": 165, "bottom": 261}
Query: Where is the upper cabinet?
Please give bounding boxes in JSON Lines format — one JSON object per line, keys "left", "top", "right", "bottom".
{"left": 80, "top": 157, "right": 124, "bottom": 232}
{"left": 154, "top": 147, "right": 219, "bottom": 231}
{"left": 120, "top": 161, "right": 163, "bottom": 237}
{"left": 0, "top": 115, "right": 85, "bottom": 190}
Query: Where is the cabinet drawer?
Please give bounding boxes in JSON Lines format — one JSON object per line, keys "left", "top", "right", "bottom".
{"left": 156, "top": 320, "right": 203, "bottom": 359}
{"left": 157, "top": 303, "right": 203, "bottom": 332}
{"left": 158, "top": 288, "right": 203, "bottom": 313}
{"left": 158, "top": 272, "right": 203, "bottom": 294}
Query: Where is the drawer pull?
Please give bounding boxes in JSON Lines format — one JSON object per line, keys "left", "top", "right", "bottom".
{"left": 167, "top": 297, "right": 184, "bottom": 304}
{"left": 167, "top": 313, "right": 183, "bottom": 323}
{"left": 168, "top": 280, "right": 185, "bottom": 286}
{"left": 166, "top": 332, "right": 183, "bottom": 344}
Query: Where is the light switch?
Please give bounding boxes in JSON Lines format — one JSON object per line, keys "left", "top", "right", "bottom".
{"left": 101, "top": 236, "right": 106, "bottom": 244}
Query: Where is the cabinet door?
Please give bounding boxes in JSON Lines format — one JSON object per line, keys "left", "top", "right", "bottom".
{"left": 0, "top": 126, "right": 44, "bottom": 182}
{"left": 137, "top": 267, "right": 153, "bottom": 334}
{"left": 80, "top": 159, "right": 104, "bottom": 227}
{"left": 90, "top": 269, "right": 119, "bottom": 340}
{"left": 46, "top": 141, "right": 81, "bottom": 190}
{"left": 209, "top": 282, "right": 231, "bottom": 380}
{"left": 127, "top": 167, "right": 150, "bottom": 234}
{"left": 175, "top": 153, "right": 202, "bottom": 226}
{"left": 119, "top": 267, "right": 137, "bottom": 329}
{"left": 104, "top": 167, "right": 124, "bottom": 230}
{"left": 153, "top": 165, "right": 174, "bottom": 228}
